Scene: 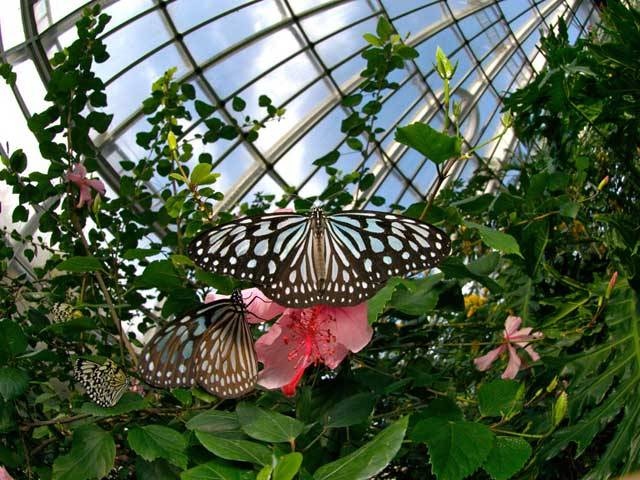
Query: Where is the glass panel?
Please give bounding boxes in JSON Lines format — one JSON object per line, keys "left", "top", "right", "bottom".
{"left": 181, "top": 0, "right": 285, "bottom": 64}
{"left": 0, "top": 0, "right": 25, "bottom": 49}
{"left": 13, "top": 60, "right": 48, "bottom": 115}
{"left": 300, "top": 1, "right": 377, "bottom": 42}
{"left": 315, "top": 17, "right": 377, "bottom": 68}
{"left": 168, "top": 0, "right": 273, "bottom": 33}
{"left": 105, "top": 44, "right": 188, "bottom": 128}
{"left": 33, "top": 0, "right": 90, "bottom": 31}
{"left": 393, "top": 3, "right": 448, "bottom": 39}
{"left": 204, "top": 26, "right": 306, "bottom": 100}
{"left": 94, "top": 10, "right": 172, "bottom": 82}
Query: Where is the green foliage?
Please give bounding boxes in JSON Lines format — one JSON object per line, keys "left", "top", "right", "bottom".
{"left": 312, "top": 416, "right": 408, "bottom": 480}
{"left": 236, "top": 403, "right": 304, "bottom": 443}
{"left": 52, "top": 425, "right": 115, "bottom": 480}
{"left": 395, "top": 123, "right": 461, "bottom": 164}
{"left": 128, "top": 425, "right": 188, "bottom": 469}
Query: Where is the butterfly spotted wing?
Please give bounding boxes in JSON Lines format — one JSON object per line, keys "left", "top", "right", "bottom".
{"left": 188, "top": 208, "right": 450, "bottom": 307}
{"left": 139, "top": 291, "right": 257, "bottom": 399}
{"left": 74, "top": 358, "right": 129, "bottom": 407}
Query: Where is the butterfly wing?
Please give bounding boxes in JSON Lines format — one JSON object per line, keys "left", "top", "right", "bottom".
{"left": 188, "top": 212, "right": 324, "bottom": 305}
{"left": 317, "top": 211, "right": 451, "bottom": 305}
{"left": 194, "top": 300, "right": 258, "bottom": 398}
{"left": 74, "top": 359, "right": 128, "bottom": 407}
{"left": 139, "top": 296, "right": 257, "bottom": 399}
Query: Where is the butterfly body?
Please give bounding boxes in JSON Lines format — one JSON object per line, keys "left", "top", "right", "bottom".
{"left": 189, "top": 208, "right": 450, "bottom": 307}
{"left": 139, "top": 291, "right": 257, "bottom": 399}
{"left": 74, "top": 358, "right": 129, "bottom": 407}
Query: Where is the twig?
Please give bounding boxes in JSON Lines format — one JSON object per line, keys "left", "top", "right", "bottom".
{"left": 70, "top": 215, "right": 139, "bottom": 366}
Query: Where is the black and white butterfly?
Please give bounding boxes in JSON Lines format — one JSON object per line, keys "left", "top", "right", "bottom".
{"left": 74, "top": 358, "right": 129, "bottom": 408}
{"left": 139, "top": 290, "right": 257, "bottom": 399}
{"left": 188, "top": 207, "right": 450, "bottom": 307}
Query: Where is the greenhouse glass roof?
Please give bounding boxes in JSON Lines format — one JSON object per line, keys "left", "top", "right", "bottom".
{"left": 0, "top": 0, "right": 599, "bottom": 228}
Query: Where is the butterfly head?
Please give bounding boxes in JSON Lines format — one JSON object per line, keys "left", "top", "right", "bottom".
{"left": 231, "top": 289, "right": 246, "bottom": 313}
{"left": 310, "top": 206, "right": 325, "bottom": 235}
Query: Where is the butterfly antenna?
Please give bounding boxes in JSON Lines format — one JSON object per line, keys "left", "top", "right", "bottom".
{"left": 243, "top": 293, "right": 282, "bottom": 322}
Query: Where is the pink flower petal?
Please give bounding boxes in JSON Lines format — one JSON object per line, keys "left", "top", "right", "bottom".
{"left": 77, "top": 185, "right": 93, "bottom": 208}
{"left": 243, "top": 288, "right": 286, "bottom": 323}
{"left": 281, "top": 365, "right": 306, "bottom": 397}
{"left": 524, "top": 345, "right": 540, "bottom": 362}
{"left": 501, "top": 344, "right": 521, "bottom": 379}
{"left": 473, "top": 345, "right": 505, "bottom": 371}
{"left": 255, "top": 321, "right": 309, "bottom": 389}
{"left": 86, "top": 178, "right": 106, "bottom": 196}
{"left": 331, "top": 304, "right": 372, "bottom": 353}
{"left": 503, "top": 316, "right": 522, "bottom": 337}
{"left": 0, "top": 466, "right": 14, "bottom": 480}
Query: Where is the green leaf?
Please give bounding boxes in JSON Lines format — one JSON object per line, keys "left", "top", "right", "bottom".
{"left": 128, "top": 425, "right": 188, "bottom": 469}
{"left": 389, "top": 277, "right": 441, "bottom": 316}
{"left": 52, "top": 424, "right": 115, "bottom": 480}
{"left": 323, "top": 393, "right": 376, "bottom": 428}
{"left": 363, "top": 33, "right": 382, "bottom": 47}
{"left": 135, "top": 260, "right": 183, "bottom": 290}
{"left": 412, "top": 418, "right": 494, "bottom": 480}
{"left": 137, "top": 458, "right": 180, "bottom": 480}
{"left": 313, "top": 150, "right": 340, "bottom": 167}
{"left": 559, "top": 201, "right": 579, "bottom": 218}
{"left": 195, "top": 431, "right": 272, "bottom": 466}
{"left": 478, "top": 380, "right": 524, "bottom": 418}
{"left": 56, "top": 256, "right": 103, "bottom": 272}
{"left": 12, "top": 205, "right": 28, "bottom": 223}
{"left": 346, "top": 137, "right": 363, "bottom": 151}
{"left": 395, "top": 123, "right": 461, "bottom": 164}
{"left": 232, "top": 96, "right": 247, "bottom": 112}
{"left": 439, "top": 256, "right": 502, "bottom": 293}
{"left": 181, "top": 460, "right": 251, "bottom": 480}
{"left": 342, "top": 94, "right": 363, "bottom": 107}
{"left": 367, "top": 278, "right": 403, "bottom": 323}
{"left": 190, "top": 163, "right": 220, "bottom": 186}
{"left": 257, "top": 465, "right": 272, "bottom": 480}
{"left": 464, "top": 222, "right": 523, "bottom": 258}
{"left": 482, "top": 437, "right": 531, "bottom": 480}
{"left": 376, "top": 17, "right": 394, "bottom": 42}
{"left": 195, "top": 100, "right": 216, "bottom": 118}
{"left": 273, "top": 452, "right": 303, "bottom": 480}
{"left": 0, "top": 320, "right": 28, "bottom": 361}
{"left": 80, "top": 392, "right": 148, "bottom": 416}
{"left": 186, "top": 409, "right": 241, "bottom": 433}
{"left": 313, "top": 416, "right": 408, "bottom": 480}
{"left": 259, "top": 95, "right": 272, "bottom": 107}
{"left": 9, "top": 149, "right": 27, "bottom": 173}
{"left": 0, "top": 367, "right": 29, "bottom": 401}
{"left": 396, "top": 45, "right": 418, "bottom": 60}
{"left": 236, "top": 402, "right": 304, "bottom": 443}
{"left": 86, "top": 111, "right": 113, "bottom": 133}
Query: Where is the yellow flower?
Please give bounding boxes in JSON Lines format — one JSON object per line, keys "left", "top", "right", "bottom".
{"left": 464, "top": 293, "right": 487, "bottom": 318}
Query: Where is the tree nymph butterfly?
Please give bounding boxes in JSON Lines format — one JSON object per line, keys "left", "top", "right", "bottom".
{"left": 74, "top": 358, "right": 129, "bottom": 408}
{"left": 188, "top": 207, "right": 451, "bottom": 307}
{"left": 138, "top": 290, "right": 258, "bottom": 399}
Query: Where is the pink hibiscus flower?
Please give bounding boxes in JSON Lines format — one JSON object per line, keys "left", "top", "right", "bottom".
{"left": 0, "top": 466, "right": 14, "bottom": 480}
{"left": 66, "top": 163, "right": 106, "bottom": 208}
{"left": 474, "top": 315, "right": 543, "bottom": 379}
{"left": 206, "top": 288, "right": 372, "bottom": 396}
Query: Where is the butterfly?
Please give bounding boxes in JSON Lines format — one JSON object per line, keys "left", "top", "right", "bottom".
{"left": 188, "top": 207, "right": 451, "bottom": 307}
{"left": 74, "top": 358, "right": 129, "bottom": 407}
{"left": 138, "top": 290, "right": 257, "bottom": 399}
